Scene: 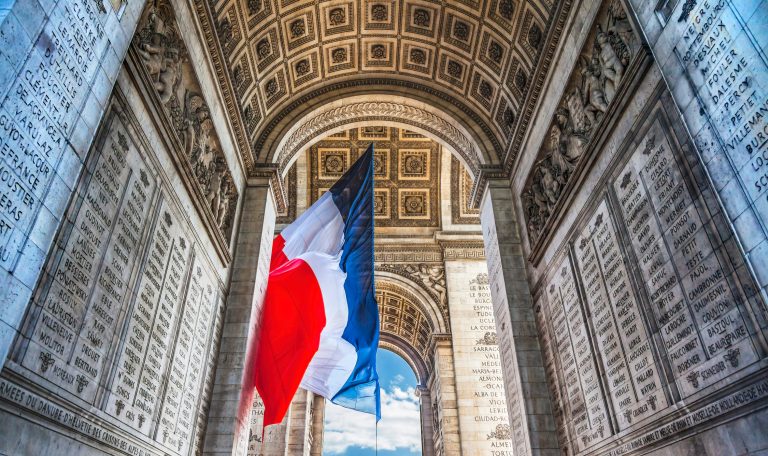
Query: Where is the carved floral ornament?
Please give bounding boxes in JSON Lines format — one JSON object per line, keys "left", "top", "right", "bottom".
{"left": 134, "top": 0, "right": 238, "bottom": 240}
{"left": 276, "top": 101, "right": 481, "bottom": 175}
{"left": 522, "top": 0, "right": 637, "bottom": 246}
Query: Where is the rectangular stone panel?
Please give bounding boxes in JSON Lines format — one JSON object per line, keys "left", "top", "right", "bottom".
{"left": 445, "top": 261, "right": 512, "bottom": 456}
{"left": 612, "top": 117, "right": 759, "bottom": 397}
{"left": 664, "top": 0, "right": 768, "bottom": 294}
{"left": 543, "top": 256, "right": 610, "bottom": 452}
{"left": 19, "top": 112, "right": 157, "bottom": 402}
{"left": 573, "top": 201, "right": 668, "bottom": 429}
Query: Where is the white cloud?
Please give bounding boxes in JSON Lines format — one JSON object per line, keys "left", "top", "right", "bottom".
{"left": 391, "top": 374, "right": 405, "bottom": 386}
{"left": 323, "top": 386, "right": 421, "bottom": 454}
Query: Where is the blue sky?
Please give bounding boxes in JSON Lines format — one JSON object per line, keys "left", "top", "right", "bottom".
{"left": 323, "top": 349, "right": 422, "bottom": 456}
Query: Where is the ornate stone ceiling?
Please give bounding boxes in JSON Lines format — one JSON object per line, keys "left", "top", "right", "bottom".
{"left": 298, "top": 126, "right": 478, "bottom": 227}
{"left": 194, "top": 0, "right": 570, "bottom": 174}
{"left": 376, "top": 281, "right": 434, "bottom": 363}
{"left": 309, "top": 126, "right": 441, "bottom": 227}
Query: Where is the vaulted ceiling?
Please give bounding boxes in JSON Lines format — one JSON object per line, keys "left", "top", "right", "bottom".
{"left": 193, "top": 0, "right": 570, "bottom": 173}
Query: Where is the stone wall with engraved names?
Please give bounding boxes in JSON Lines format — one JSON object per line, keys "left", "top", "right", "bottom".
{"left": 528, "top": 89, "right": 768, "bottom": 454}
{"left": 0, "top": 0, "right": 146, "bottom": 368}
{"left": 629, "top": 0, "right": 768, "bottom": 300}
{"left": 445, "top": 260, "right": 512, "bottom": 456}
{"left": 0, "top": 87, "right": 228, "bottom": 456}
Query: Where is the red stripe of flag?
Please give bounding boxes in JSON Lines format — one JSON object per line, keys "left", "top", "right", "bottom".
{"left": 253, "top": 258, "right": 327, "bottom": 426}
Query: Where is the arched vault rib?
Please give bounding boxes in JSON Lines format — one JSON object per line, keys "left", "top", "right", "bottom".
{"left": 270, "top": 95, "right": 491, "bottom": 179}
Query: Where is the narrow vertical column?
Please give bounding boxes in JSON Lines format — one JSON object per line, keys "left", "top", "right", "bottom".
{"left": 429, "top": 335, "right": 461, "bottom": 456}
{"left": 204, "top": 178, "right": 277, "bottom": 456}
{"left": 417, "top": 386, "right": 436, "bottom": 456}
{"left": 444, "top": 258, "right": 512, "bottom": 456}
{"left": 285, "top": 389, "right": 313, "bottom": 456}
{"left": 309, "top": 395, "right": 325, "bottom": 456}
{"left": 480, "top": 180, "right": 559, "bottom": 456}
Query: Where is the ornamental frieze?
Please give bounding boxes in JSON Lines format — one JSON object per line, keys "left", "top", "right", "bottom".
{"left": 521, "top": 0, "right": 639, "bottom": 250}
{"left": 133, "top": 0, "right": 238, "bottom": 251}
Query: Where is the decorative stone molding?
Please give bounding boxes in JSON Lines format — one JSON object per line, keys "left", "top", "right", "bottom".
{"left": 276, "top": 101, "right": 481, "bottom": 176}
{"left": 374, "top": 245, "right": 443, "bottom": 263}
{"left": 439, "top": 240, "right": 486, "bottom": 260}
{"left": 376, "top": 263, "right": 448, "bottom": 322}
{"left": 132, "top": 0, "right": 238, "bottom": 251}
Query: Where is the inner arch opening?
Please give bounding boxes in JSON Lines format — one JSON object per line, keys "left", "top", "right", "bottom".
{"left": 322, "top": 349, "right": 423, "bottom": 456}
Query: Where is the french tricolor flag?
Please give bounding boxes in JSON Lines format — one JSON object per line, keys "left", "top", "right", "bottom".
{"left": 253, "top": 146, "right": 380, "bottom": 427}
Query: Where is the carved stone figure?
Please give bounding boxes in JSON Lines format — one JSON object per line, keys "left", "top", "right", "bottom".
{"left": 135, "top": 2, "right": 239, "bottom": 240}
{"left": 595, "top": 28, "right": 624, "bottom": 103}
{"left": 521, "top": 1, "right": 636, "bottom": 245}
{"left": 216, "top": 177, "right": 234, "bottom": 230}
{"left": 565, "top": 88, "right": 591, "bottom": 134}
{"left": 136, "top": 11, "right": 183, "bottom": 105}
{"left": 581, "top": 55, "right": 609, "bottom": 123}
{"left": 551, "top": 107, "right": 587, "bottom": 172}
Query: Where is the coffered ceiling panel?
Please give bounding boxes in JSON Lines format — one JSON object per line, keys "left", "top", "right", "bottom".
{"left": 308, "top": 127, "right": 441, "bottom": 228}
{"left": 193, "top": 0, "right": 570, "bottom": 173}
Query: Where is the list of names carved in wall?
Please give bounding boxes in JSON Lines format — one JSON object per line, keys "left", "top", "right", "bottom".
{"left": 447, "top": 259, "right": 512, "bottom": 456}
{"left": 613, "top": 119, "right": 758, "bottom": 396}
{"left": 675, "top": 1, "right": 768, "bottom": 226}
{"left": 15, "top": 107, "right": 223, "bottom": 454}
{"left": 0, "top": 0, "right": 108, "bottom": 271}
{"left": 21, "top": 117, "right": 157, "bottom": 401}
{"left": 544, "top": 258, "right": 609, "bottom": 451}
{"left": 573, "top": 201, "right": 668, "bottom": 428}
{"left": 537, "top": 111, "right": 764, "bottom": 454}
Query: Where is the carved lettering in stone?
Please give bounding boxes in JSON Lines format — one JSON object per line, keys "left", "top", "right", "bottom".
{"left": 20, "top": 114, "right": 157, "bottom": 402}
{"left": 612, "top": 119, "right": 758, "bottom": 396}
{"left": 105, "top": 201, "right": 192, "bottom": 434}
{"left": 573, "top": 201, "right": 668, "bottom": 429}
{"left": 545, "top": 257, "right": 609, "bottom": 451}
{"left": 445, "top": 261, "right": 511, "bottom": 455}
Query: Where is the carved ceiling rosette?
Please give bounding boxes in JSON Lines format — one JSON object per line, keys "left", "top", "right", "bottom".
{"left": 521, "top": 0, "right": 641, "bottom": 252}
{"left": 133, "top": 0, "right": 239, "bottom": 253}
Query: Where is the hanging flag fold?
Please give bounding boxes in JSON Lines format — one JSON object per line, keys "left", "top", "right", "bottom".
{"left": 253, "top": 145, "right": 380, "bottom": 427}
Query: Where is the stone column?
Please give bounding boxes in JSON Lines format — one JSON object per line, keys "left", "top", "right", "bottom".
{"left": 309, "top": 395, "right": 325, "bottom": 456}
{"left": 285, "top": 389, "right": 313, "bottom": 456}
{"left": 429, "top": 335, "right": 461, "bottom": 456}
{"left": 417, "top": 386, "right": 436, "bottom": 456}
{"left": 204, "top": 177, "right": 277, "bottom": 456}
{"left": 444, "top": 258, "right": 512, "bottom": 456}
{"left": 480, "top": 180, "right": 559, "bottom": 456}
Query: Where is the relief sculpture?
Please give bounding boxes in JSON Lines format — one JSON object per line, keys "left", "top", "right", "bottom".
{"left": 135, "top": 1, "right": 238, "bottom": 241}
{"left": 522, "top": 0, "right": 637, "bottom": 246}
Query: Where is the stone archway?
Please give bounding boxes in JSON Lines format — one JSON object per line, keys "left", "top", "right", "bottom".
{"left": 271, "top": 95, "right": 490, "bottom": 179}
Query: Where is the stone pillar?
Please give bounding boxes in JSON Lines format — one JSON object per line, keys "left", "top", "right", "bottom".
{"left": 285, "top": 389, "right": 313, "bottom": 456}
{"left": 0, "top": 0, "right": 145, "bottom": 364}
{"left": 417, "top": 386, "right": 436, "bottom": 456}
{"left": 429, "top": 335, "right": 461, "bottom": 456}
{"left": 444, "top": 258, "right": 512, "bottom": 456}
{"left": 308, "top": 394, "right": 325, "bottom": 456}
{"left": 295, "top": 150, "right": 309, "bottom": 216}
{"left": 204, "top": 178, "right": 276, "bottom": 456}
{"left": 480, "top": 180, "right": 559, "bottom": 456}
